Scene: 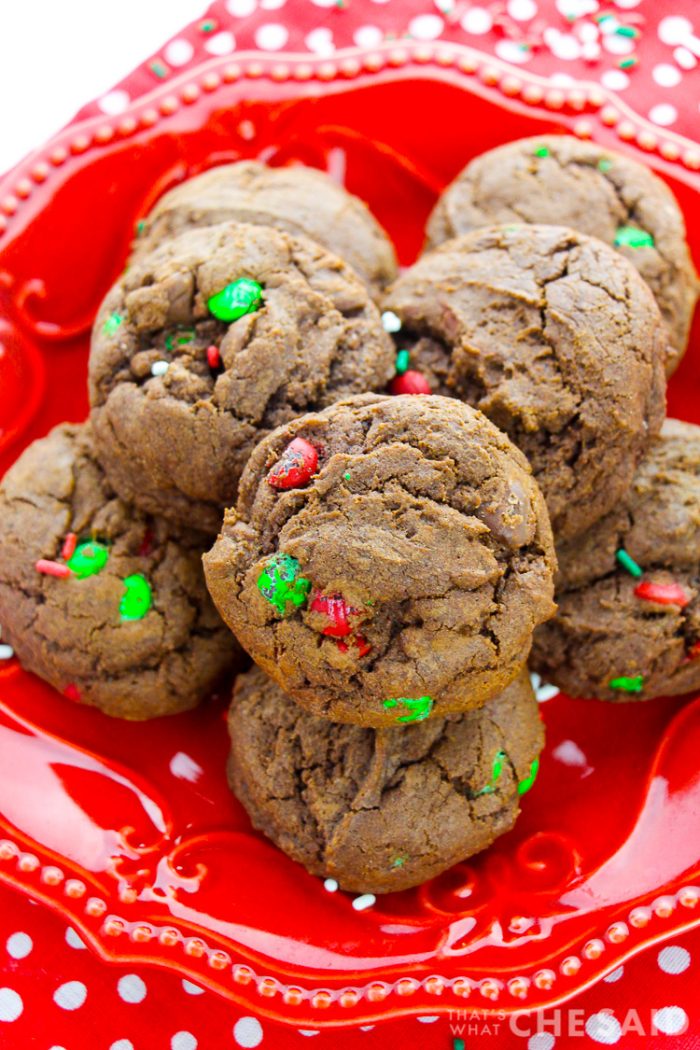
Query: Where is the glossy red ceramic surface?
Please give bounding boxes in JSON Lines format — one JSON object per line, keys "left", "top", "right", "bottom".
{"left": 0, "top": 43, "right": 699, "bottom": 1028}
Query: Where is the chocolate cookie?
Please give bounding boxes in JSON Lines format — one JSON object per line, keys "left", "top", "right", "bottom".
{"left": 0, "top": 423, "right": 239, "bottom": 719}
{"left": 383, "top": 224, "right": 667, "bottom": 540}
{"left": 89, "top": 222, "right": 395, "bottom": 533}
{"left": 425, "top": 136, "right": 698, "bottom": 372}
{"left": 204, "top": 393, "right": 556, "bottom": 727}
{"left": 227, "top": 665, "right": 544, "bottom": 893}
{"left": 134, "top": 161, "right": 398, "bottom": 294}
{"left": 532, "top": 419, "right": 700, "bottom": 701}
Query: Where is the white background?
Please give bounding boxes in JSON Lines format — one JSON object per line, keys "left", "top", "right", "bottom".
{"left": 0, "top": 0, "right": 206, "bottom": 175}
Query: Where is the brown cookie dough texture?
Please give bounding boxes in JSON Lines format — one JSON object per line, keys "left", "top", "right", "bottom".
{"left": 89, "top": 222, "right": 395, "bottom": 534}
{"left": 0, "top": 424, "right": 239, "bottom": 719}
{"left": 384, "top": 224, "right": 667, "bottom": 541}
{"left": 204, "top": 394, "right": 556, "bottom": 727}
{"left": 134, "top": 161, "right": 398, "bottom": 294}
{"left": 532, "top": 420, "right": 700, "bottom": 702}
{"left": 425, "top": 136, "right": 698, "bottom": 372}
{"left": 228, "top": 665, "right": 544, "bottom": 893}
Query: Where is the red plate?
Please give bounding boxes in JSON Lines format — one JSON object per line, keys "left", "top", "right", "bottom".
{"left": 0, "top": 39, "right": 700, "bottom": 1029}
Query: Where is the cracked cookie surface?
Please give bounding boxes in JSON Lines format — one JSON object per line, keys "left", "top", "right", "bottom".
{"left": 0, "top": 423, "right": 240, "bottom": 719}
{"left": 227, "top": 665, "right": 544, "bottom": 893}
{"left": 90, "top": 222, "right": 395, "bottom": 533}
{"left": 425, "top": 135, "right": 698, "bottom": 372}
{"left": 532, "top": 419, "right": 700, "bottom": 701}
{"left": 204, "top": 394, "right": 556, "bottom": 727}
{"left": 134, "top": 160, "right": 398, "bottom": 295}
{"left": 384, "top": 224, "right": 667, "bottom": 541}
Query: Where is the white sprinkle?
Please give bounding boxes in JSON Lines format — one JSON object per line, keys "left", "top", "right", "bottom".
{"left": 0, "top": 645, "right": 14, "bottom": 660}
{"left": 323, "top": 878, "right": 338, "bottom": 893}
{"left": 352, "top": 893, "right": 376, "bottom": 911}
{"left": 151, "top": 360, "right": 170, "bottom": 377}
{"left": 674, "top": 46, "right": 697, "bottom": 70}
{"left": 536, "top": 682, "right": 560, "bottom": 702}
{"left": 169, "top": 752, "right": 203, "bottom": 783}
{"left": 381, "top": 310, "right": 401, "bottom": 333}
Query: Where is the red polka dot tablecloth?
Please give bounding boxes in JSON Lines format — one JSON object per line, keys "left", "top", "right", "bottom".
{"left": 3, "top": 1, "right": 700, "bottom": 1047}
{"left": 76, "top": 0, "right": 700, "bottom": 148}
{"left": 1, "top": 881, "right": 700, "bottom": 1048}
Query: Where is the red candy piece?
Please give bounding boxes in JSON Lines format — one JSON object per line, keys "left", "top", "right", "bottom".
{"left": 310, "top": 591, "right": 354, "bottom": 637}
{"left": 63, "top": 683, "right": 82, "bottom": 703}
{"left": 61, "top": 532, "right": 78, "bottom": 560}
{"left": 335, "top": 635, "right": 372, "bottom": 657}
{"left": 634, "top": 581, "right": 690, "bottom": 607}
{"left": 390, "top": 370, "right": 431, "bottom": 396}
{"left": 266, "top": 437, "right": 318, "bottom": 490}
{"left": 354, "top": 634, "right": 372, "bottom": 658}
{"left": 206, "top": 344, "right": 221, "bottom": 370}
{"left": 36, "top": 559, "right": 71, "bottom": 578}
{"left": 138, "top": 528, "right": 154, "bottom": 557}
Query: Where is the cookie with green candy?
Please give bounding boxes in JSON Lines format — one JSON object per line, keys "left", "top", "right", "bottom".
{"left": 132, "top": 160, "right": 398, "bottom": 297}
{"left": 0, "top": 423, "right": 240, "bottom": 719}
{"left": 90, "top": 222, "right": 395, "bottom": 534}
{"left": 424, "top": 135, "right": 698, "bottom": 373}
{"left": 227, "top": 665, "right": 544, "bottom": 894}
{"left": 204, "top": 393, "right": 556, "bottom": 728}
{"left": 532, "top": 419, "right": 700, "bottom": 702}
{"left": 384, "top": 224, "right": 666, "bottom": 541}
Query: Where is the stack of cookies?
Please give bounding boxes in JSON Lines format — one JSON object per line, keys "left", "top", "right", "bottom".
{"left": 0, "top": 137, "right": 697, "bottom": 895}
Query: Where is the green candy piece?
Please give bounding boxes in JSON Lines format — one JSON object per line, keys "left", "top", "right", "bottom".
{"left": 614, "top": 226, "right": 654, "bottom": 249}
{"left": 609, "top": 674, "right": 644, "bottom": 693}
{"left": 616, "top": 548, "right": 643, "bottom": 578}
{"left": 518, "top": 757, "right": 540, "bottom": 796}
{"left": 165, "top": 326, "right": 195, "bottom": 352}
{"left": 475, "top": 748, "right": 508, "bottom": 797}
{"left": 120, "top": 574, "right": 153, "bottom": 621}
{"left": 257, "top": 554, "right": 310, "bottom": 616}
{"left": 383, "top": 695, "right": 433, "bottom": 723}
{"left": 208, "top": 278, "right": 263, "bottom": 322}
{"left": 391, "top": 856, "right": 406, "bottom": 868}
{"left": 67, "top": 541, "right": 110, "bottom": 579}
{"left": 103, "top": 312, "right": 122, "bottom": 336}
{"left": 598, "top": 158, "right": 613, "bottom": 173}
{"left": 533, "top": 145, "right": 550, "bottom": 158}
{"left": 395, "top": 349, "right": 410, "bottom": 375}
